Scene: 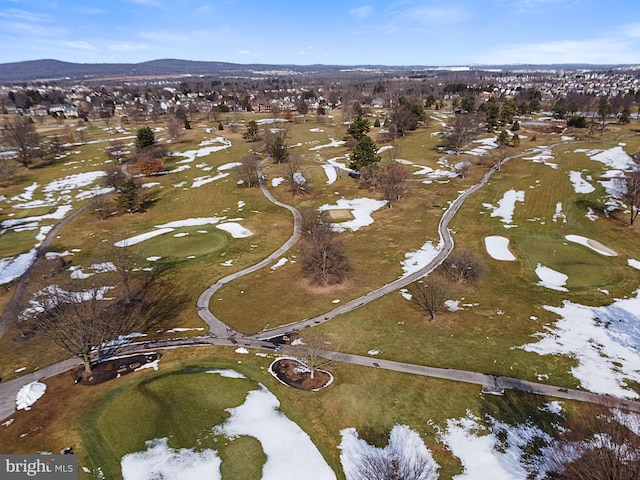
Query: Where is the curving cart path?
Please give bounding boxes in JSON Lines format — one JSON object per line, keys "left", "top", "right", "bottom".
{"left": 4, "top": 143, "right": 640, "bottom": 422}
{"left": 195, "top": 160, "right": 302, "bottom": 337}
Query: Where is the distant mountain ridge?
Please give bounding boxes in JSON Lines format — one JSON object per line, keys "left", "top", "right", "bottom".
{"left": 0, "top": 58, "right": 636, "bottom": 83}
{"left": 0, "top": 59, "right": 279, "bottom": 83}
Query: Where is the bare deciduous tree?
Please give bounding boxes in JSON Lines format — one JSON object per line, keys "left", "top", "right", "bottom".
{"left": 282, "top": 157, "right": 310, "bottom": 196}
{"left": 410, "top": 274, "right": 449, "bottom": 320}
{"left": 91, "top": 188, "right": 112, "bottom": 220}
{"left": 0, "top": 116, "right": 41, "bottom": 167}
{"left": 25, "top": 253, "right": 186, "bottom": 376}
{"left": 166, "top": 116, "right": 183, "bottom": 143}
{"left": 27, "top": 282, "right": 113, "bottom": 374}
{"left": 454, "top": 160, "right": 472, "bottom": 178}
{"left": 441, "top": 249, "right": 486, "bottom": 283}
{"left": 300, "top": 211, "right": 351, "bottom": 285}
{"left": 487, "top": 147, "right": 509, "bottom": 171}
{"left": 346, "top": 428, "right": 438, "bottom": 480}
{"left": 290, "top": 331, "right": 334, "bottom": 380}
{"left": 136, "top": 149, "right": 164, "bottom": 176}
{"left": 236, "top": 152, "right": 261, "bottom": 187}
{"left": 300, "top": 207, "right": 323, "bottom": 235}
{"left": 380, "top": 161, "right": 408, "bottom": 207}
{"left": 619, "top": 170, "right": 640, "bottom": 225}
{"left": 358, "top": 163, "right": 381, "bottom": 191}
{"left": 546, "top": 402, "right": 640, "bottom": 480}
{"left": 103, "top": 164, "right": 128, "bottom": 190}
{"left": 443, "top": 114, "right": 478, "bottom": 155}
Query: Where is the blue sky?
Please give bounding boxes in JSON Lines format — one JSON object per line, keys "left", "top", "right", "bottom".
{"left": 1, "top": 0, "right": 640, "bottom": 65}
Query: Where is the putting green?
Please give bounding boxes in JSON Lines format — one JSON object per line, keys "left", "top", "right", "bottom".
{"left": 137, "top": 228, "right": 228, "bottom": 260}
{"left": 516, "top": 234, "right": 618, "bottom": 289}
{"left": 80, "top": 366, "right": 262, "bottom": 480}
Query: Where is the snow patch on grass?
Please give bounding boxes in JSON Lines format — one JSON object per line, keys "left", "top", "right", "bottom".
{"left": 483, "top": 190, "right": 525, "bottom": 225}
{"left": 535, "top": 264, "right": 568, "bottom": 292}
{"left": 16, "top": 382, "right": 46, "bottom": 411}
{"left": 340, "top": 425, "right": 439, "bottom": 480}
{"left": 521, "top": 288, "right": 640, "bottom": 398}
{"left": 121, "top": 438, "right": 221, "bottom": 480}
{"left": 401, "top": 239, "right": 443, "bottom": 277}
{"left": 216, "top": 386, "right": 336, "bottom": 480}
{"left": 318, "top": 198, "right": 387, "bottom": 232}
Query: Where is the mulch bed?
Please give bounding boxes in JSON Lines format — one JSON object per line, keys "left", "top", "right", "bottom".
{"left": 270, "top": 358, "right": 332, "bottom": 391}
{"left": 73, "top": 353, "right": 161, "bottom": 386}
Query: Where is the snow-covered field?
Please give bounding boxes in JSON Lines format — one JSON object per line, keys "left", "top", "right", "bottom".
{"left": 0, "top": 131, "right": 237, "bottom": 285}
{"left": 523, "top": 147, "right": 558, "bottom": 169}
{"left": 309, "top": 138, "right": 346, "bottom": 151}
{"left": 568, "top": 171, "right": 595, "bottom": 194}
{"left": 521, "top": 288, "right": 640, "bottom": 399}
{"left": 401, "top": 240, "right": 443, "bottom": 277}
{"left": 339, "top": 406, "right": 589, "bottom": 480}
{"left": 340, "top": 425, "right": 439, "bottom": 480}
{"left": 0, "top": 170, "right": 106, "bottom": 284}
{"left": 114, "top": 216, "right": 249, "bottom": 247}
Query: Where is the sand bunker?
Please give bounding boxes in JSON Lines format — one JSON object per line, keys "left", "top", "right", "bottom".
{"left": 565, "top": 235, "right": 617, "bottom": 257}
{"left": 485, "top": 236, "right": 516, "bottom": 261}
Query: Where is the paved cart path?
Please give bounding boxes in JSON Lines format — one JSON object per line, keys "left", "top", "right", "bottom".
{"left": 4, "top": 143, "right": 640, "bottom": 423}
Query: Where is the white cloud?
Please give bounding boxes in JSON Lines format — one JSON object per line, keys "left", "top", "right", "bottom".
{"left": 392, "top": 5, "right": 470, "bottom": 25}
{"left": 0, "top": 7, "right": 67, "bottom": 37}
{"left": 75, "top": 7, "right": 109, "bottom": 15}
{"left": 238, "top": 49, "right": 251, "bottom": 55}
{"left": 66, "top": 41, "right": 96, "bottom": 50}
{"left": 140, "top": 30, "right": 188, "bottom": 42}
{"left": 507, "top": 0, "right": 564, "bottom": 9}
{"left": 349, "top": 6, "right": 374, "bottom": 19}
{"left": 129, "top": 0, "right": 162, "bottom": 5}
{"left": 0, "top": 8, "right": 50, "bottom": 23}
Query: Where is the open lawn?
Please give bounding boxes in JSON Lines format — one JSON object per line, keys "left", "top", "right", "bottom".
{"left": 0, "top": 347, "right": 590, "bottom": 480}
{"left": 1, "top": 110, "right": 640, "bottom": 478}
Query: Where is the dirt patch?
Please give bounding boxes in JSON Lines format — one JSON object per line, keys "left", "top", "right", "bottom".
{"left": 305, "top": 278, "right": 354, "bottom": 295}
{"left": 270, "top": 358, "right": 332, "bottom": 391}
{"left": 73, "top": 353, "right": 161, "bottom": 386}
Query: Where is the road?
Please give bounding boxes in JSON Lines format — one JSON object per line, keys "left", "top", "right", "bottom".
{"left": 3, "top": 143, "right": 640, "bottom": 423}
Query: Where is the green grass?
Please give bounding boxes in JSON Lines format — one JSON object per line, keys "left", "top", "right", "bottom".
{"left": 81, "top": 365, "right": 259, "bottom": 479}
{"left": 2, "top": 113, "right": 640, "bottom": 478}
